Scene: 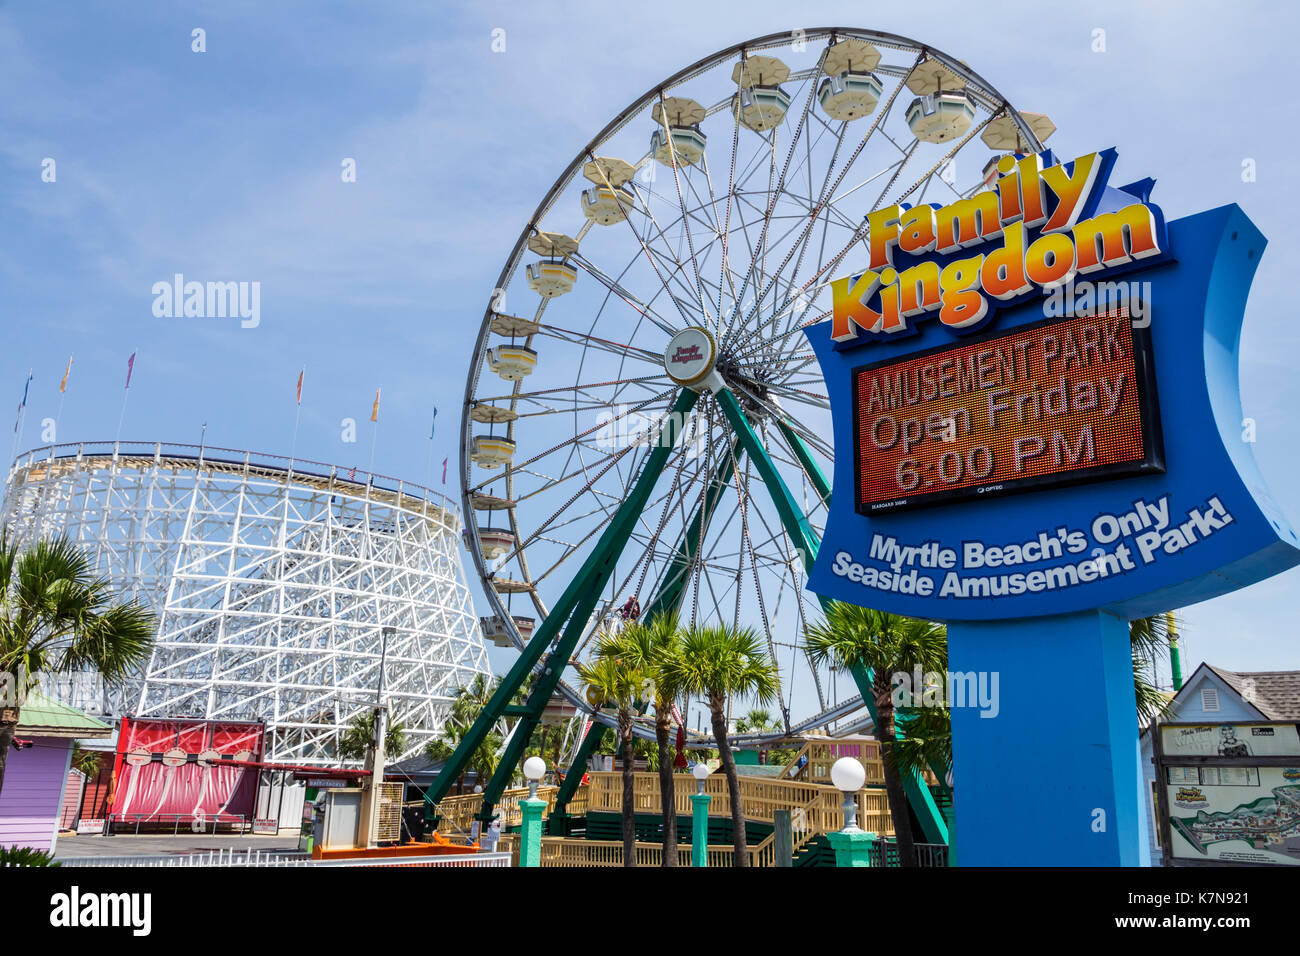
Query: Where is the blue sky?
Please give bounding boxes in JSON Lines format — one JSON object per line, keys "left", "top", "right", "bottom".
{"left": 2, "top": 0, "right": 1297, "bottom": 683}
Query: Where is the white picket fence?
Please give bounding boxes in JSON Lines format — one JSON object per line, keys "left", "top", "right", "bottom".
{"left": 57, "top": 848, "right": 511, "bottom": 868}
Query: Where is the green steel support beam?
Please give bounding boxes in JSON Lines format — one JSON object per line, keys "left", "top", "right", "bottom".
{"left": 775, "top": 418, "right": 831, "bottom": 507}
{"left": 714, "top": 388, "right": 947, "bottom": 845}
{"left": 550, "top": 441, "right": 743, "bottom": 823}
{"left": 437, "top": 388, "right": 702, "bottom": 825}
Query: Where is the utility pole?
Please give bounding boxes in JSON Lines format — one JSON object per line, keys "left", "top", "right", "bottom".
{"left": 357, "top": 626, "right": 394, "bottom": 848}
{"left": 1166, "top": 611, "right": 1183, "bottom": 691}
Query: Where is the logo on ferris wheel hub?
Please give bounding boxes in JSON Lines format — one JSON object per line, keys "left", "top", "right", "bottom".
{"left": 664, "top": 327, "right": 722, "bottom": 391}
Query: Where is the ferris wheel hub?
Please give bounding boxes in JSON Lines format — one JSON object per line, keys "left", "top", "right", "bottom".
{"left": 663, "top": 326, "right": 725, "bottom": 393}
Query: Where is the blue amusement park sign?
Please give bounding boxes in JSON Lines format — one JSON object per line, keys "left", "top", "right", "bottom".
{"left": 805, "top": 146, "right": 1300, "bottom": 622}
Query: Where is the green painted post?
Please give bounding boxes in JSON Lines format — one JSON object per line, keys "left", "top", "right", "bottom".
{"left": 519, "top": 797, "right": 546, "bottom": 868}
{"left": 714, "top": 387, "right": 948, "bottom": 845}
{"left": 827, "top": 829, "right": 877, "bottom": 867}
{"left": 690, "top": 792, "right": 711, "bottom": 867}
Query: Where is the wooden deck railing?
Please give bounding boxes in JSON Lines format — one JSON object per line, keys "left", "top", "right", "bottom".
{"left": 779, "top": 737, "right": 938, "bottom": 787}
{"left": 487, "top": 768, "right": 899, "bottom": 867}
{"left": 434, "top": 784, "right": 590, "bottom": 840}
{"left": 584, "top": 771, "right": 894, "bottom": 837}
{"left": 433, "top": 742, "right": 908, "bottom": 864}
{"left": 497, "top": 833, "right": 766, "bottom": 867}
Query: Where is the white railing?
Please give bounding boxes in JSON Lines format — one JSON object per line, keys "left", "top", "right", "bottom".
{"left": 58, "top": 849, "right": 511, "bottom": 868}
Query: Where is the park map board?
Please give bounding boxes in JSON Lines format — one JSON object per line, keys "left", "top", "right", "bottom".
{"left": 1155, "top": 722, "right": 1300, "bottom": 866}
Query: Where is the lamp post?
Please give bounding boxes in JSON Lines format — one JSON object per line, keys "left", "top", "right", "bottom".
{"left": 690, "top": 762, "right": 712, "bottom": 868}
{"left": 827, "top": 757, "right": 875, "bottom": 867}
{"left": 519, "top": 756, "right": 547, "bottom": 868}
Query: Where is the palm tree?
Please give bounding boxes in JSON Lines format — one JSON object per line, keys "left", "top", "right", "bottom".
{"left": 593, "top": 612, "right": 684, "bottom": 866}
{"left": 577, "top": 647, "right": 646, "bottom": 867}
{"left": 663, "top": 623, "right": 780, "bottom": 867}
{"left": 0, "top": 535, "right": 155, "bottom": 800}
{"left": 884, "top": 704, "right": 952, "bottom": 787}
{"left": 805, "top": 602, "right": 946, "bottom": 868}
{"left": 426, "top": 722, "right": 505, "bottom": 792}
{"left": 735, "top": 707, "right": 780, "bottom": 765}
{"left": 1130, "top": 615, "right": 1177, "bottom": 725}
{"left": 337, "top": 709, "right": 407, "bottom": 763}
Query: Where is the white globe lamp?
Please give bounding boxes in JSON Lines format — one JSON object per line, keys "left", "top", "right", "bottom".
{"left": 830, "top": 757, "right": 866, "bottom": 831}
{"left": 523, "top": 756, "right": 546, "bottom": 799}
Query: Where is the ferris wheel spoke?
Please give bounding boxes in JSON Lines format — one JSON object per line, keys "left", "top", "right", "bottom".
{"left": 560, "top": 261, "right": 681, "bottom": 341}
{"left": 732, "top": 54, "right": 924, "bottom": 345}
{"left": 632, "top": 191, "right": 718, "bottom": 317}
{"left": 720, "top": 52, "right": 826, "bottom": 347}
{"left": 509, "top": 426, "right": 698, "bottom": 570}
{"left": 584, "top": 157, "right": 704, "bottom": 331}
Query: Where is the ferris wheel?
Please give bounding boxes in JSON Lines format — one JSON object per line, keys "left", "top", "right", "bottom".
{"left": 441, "top": 27, "right": 1054, "bottom": 819}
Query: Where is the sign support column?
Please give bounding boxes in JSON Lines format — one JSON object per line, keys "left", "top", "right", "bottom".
{"left": 947, "top": 610, "right": 1149, "bottom": 866}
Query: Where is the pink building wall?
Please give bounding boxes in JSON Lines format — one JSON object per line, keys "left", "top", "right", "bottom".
{"left": 0, "top": 737, "right": 74, "bottom": 853}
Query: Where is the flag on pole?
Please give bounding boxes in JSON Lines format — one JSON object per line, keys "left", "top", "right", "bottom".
{"left": 431, "top": 407, "right": 438, "bottom": 438}
{"left": 14, "top": 370, "right": 33, "bottom": 432}
{"left": 442, "top": 457, "right": 448, "bottom": 484}
{"left": 59, "top": 356, "right": 73, "bottom": 394}
{"left": 370, "top": 388, "right": 380, "bottom": 423}
{"left": 125, "top": 351, "right": 137, "bottom": 389}
{"left": 296, "top": 369, "right": 305, "bottom": 405}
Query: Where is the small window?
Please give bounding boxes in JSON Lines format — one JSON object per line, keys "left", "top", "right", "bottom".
{"left": 1201, "top": 687, "right": 1220, "bottom": 712}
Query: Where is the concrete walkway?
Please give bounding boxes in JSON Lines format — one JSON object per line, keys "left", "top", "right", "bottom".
{"left": 55, "top": 832, "right": 301, "bottom": 859}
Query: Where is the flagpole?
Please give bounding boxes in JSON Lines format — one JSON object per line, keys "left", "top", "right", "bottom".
{"left": 366, "top": 387, "right": 380, "bottom": 475}
{"left": 55, "top": 354, "right": 72, "bottom": 443}
{"left": 11, "top": 369, "right": 33, "bottom": 466}
{"left": 290, "top": 404, "right": 302, "bottom": 465}
{"left": 116, "top": 349, "right": 137, "bottom": 445}
{"left": 426, "top": 407, "right": 438, "bottom": 488}
{"left": 289, "top": 367, "right": 305, "bottom": 468}
{"left": 115, "top": 392, "right": 130, "bottom": 444}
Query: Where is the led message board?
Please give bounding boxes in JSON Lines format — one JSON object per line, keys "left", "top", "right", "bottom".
{"left": 853, "top": 308, "right": 1163, "bottom": 513}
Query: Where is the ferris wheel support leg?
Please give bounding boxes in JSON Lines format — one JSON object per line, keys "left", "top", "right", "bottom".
{"left": 550, "top": 443, "right": 744, "bottom": 829}
{"left": 459, "top": 388, "right": 703, "bottom": 826}
{"left": 713, "top": 387, "right": 949, "bottom": 845}
{"left": 774, "top": 419, "right": 830, "bottom": 507}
